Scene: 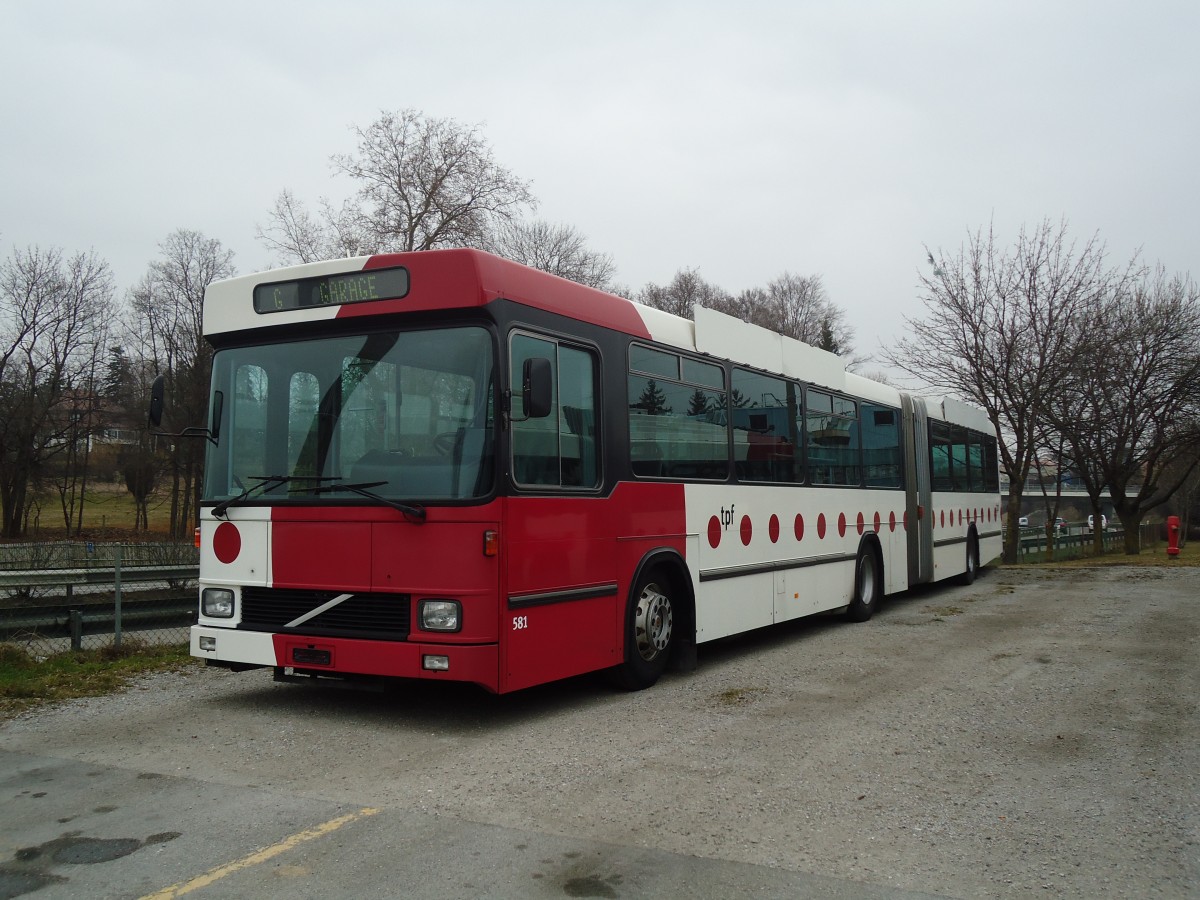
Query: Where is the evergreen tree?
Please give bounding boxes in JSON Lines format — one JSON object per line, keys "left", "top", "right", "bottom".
{"left": 637, "top": 379, "right": 671, "bottom": 415}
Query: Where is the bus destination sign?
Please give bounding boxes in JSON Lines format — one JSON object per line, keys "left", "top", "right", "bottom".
{"left": 253, "top": 267, "right": 410, "bottom": 313}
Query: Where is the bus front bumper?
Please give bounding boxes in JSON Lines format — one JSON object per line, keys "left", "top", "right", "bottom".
{"left": 190, "top": 626, "right": 500, "bottom": 691}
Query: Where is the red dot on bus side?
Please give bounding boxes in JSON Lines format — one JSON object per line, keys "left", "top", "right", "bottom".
{"left": 903, "top": 510, "right": 909, "bottom": 530}
{"left": 708, "top": 516, "right": 721, "bottom": 548}
{"left": 889, "top": 510, "right": 897, "bottom": 532}
{"left": 873, "top": 511, "right": 881, "bottom": 533}
{"left": 769, "top": 514, "right": 780, "bottom": 543}
{"left": 940, "top": 510, "right": 945, "bottom": 528}
{"left": 213, "top": 522, "right": 241, "bottom": 564}
{"left": 817, "top": 513, "right": 827, "bottom": 539}
{"left": 740, "top": 515, "right": 752, "bottom": 546}
{"left": 794, "top": 514, "right": 805, "bottom": 542}
{"left": 838, "top": 512, "right": 847, "bottom": 538}
{"left": 856, "top": 512, "right": 865, "bottom": 535}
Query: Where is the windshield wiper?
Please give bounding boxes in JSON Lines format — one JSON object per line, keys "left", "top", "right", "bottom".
{"left": 211, "top": 475, "right": 288, "bottom": 518}
{"left": 210, "top": 475, "right": 343, "bottom": 518}
{"left": 212, "top": 475, "right": 427, "bottom": 522}
{"left": 295, "top": 480, "right": 427, "bottom": 522}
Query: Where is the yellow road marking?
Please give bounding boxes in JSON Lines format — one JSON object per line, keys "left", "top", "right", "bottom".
{"left": 140, "top": 807, "right": 380, "bottom": 899}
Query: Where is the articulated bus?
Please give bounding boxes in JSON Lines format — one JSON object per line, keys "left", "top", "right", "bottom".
{"left": 184, "top": 249, "right": 1001, "bottom": 693}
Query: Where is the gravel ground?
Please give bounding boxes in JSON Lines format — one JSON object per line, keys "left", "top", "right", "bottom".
{"left": 2, "top": 566, "right": 1197, "bottom": 897}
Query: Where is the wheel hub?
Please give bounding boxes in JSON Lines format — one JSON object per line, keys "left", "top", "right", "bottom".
{"left": 634, "top": 584, "right": 673, "bottom": 661}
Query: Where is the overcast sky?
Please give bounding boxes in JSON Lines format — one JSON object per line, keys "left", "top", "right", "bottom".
{"left": 3, "top": 1, "right": 1197, "bottom": 366}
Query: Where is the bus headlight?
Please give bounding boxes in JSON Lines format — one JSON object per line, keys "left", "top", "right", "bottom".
{"left": 419, "top": 599, "right": 461, "bottom": 632}
{"left": 202, "top": 588, "right": 235, "bottom": 618}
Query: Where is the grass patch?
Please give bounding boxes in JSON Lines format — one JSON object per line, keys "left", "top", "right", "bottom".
{"left": 0, "top": 642, "right": 197, "bottom": 721}
{"left": 21, "top": 482, "right": 175, "bottom": 539}
{"left": 1026, "top": 542, "right": 1198, "bottom": 568}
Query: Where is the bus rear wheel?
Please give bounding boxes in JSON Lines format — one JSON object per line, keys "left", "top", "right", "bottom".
{"left": 607, "top": 570, "right": 674, "bottom": 691}
{"left": 960, "top": 534, "right": 980, "bottom": 585}
{"left": 845, "top": 544, "right": 880, "bottom": 622}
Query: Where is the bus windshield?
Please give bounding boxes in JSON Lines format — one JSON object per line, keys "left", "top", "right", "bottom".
{"left": 203, "top": 326, "right": 495, "bottom": 504}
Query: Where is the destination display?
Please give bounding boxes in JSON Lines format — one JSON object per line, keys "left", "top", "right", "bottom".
{"left": 253, "top": 267, "right": 410, "bottom": 313}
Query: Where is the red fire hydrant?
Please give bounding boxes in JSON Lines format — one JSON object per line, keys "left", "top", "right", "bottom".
{"left": 1166, "top": 515, "right": 1181, "bottom": 558}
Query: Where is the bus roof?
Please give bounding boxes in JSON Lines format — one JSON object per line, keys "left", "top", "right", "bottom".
{"left": 203, "top": 248, "right": 653, "bottom": 341}
{"left": 203, "top": 248, "right": 989, "bottom": 429}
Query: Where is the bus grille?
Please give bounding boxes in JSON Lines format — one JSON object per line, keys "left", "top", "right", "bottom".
{"left": 239, "top": 587, "right": 411, "bottom": 641}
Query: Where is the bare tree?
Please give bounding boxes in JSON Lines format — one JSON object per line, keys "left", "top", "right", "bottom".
{"left": 256, "top": 189, "right": 333, "bottom": 263}
{"left": 488, "top": 219, "right": 617, "bottom": 290}
{"left": 129, "top": 230, "right": 235, "bottom": 539}
{"left": 258, "top": 109, "right": 536, "bottom": 264}
{"left": 0, "top": 246, "right": 114, "bottom": 537}
{"left": 886, "top": 220, "right": 1117, "bottom": 563}
{"left": 1052, "top": 267, "right": 1200, "bottom": 553}
{"left": 637, "top": 268, "right": 733, "bottom": 318}
{"left": 54, "top": 252, "right": 115, "bottom": 533}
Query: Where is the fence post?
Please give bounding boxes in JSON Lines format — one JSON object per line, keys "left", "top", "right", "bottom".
{"left": 70, "top": 610, "right": 82, "bottom": 652}
{"left": 113, "top": 543, "right": 123, "bottom": 650}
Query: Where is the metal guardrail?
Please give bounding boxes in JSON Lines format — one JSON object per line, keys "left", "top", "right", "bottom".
{"left": 0, "top": 564, "right": 198, "bottom": 588}
{"left": 0, "top": 541, "right": 199, "bottom": 657}
{"left": 0, "top": 541, "right": 198, "bottom": 571}
{"left": 0, "top": 596, "right": 196, "bottom": 649}
{"left": 1011, "top": 523, "right": 1163, "bottom": 561}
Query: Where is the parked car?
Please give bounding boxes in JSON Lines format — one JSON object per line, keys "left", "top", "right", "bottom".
{"left": 1086, "top": 514, "right": 1108, "bottom": 533}
{"left": 1018, "top": 516, "right": 1030, "bottom": 527}
{"left": 1054, "top": 517, "right": 1068, "bottom": 534}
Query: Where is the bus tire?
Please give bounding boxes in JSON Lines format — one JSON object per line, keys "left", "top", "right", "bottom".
{"left": 607, "top": 569, "right": 675, "bottom": 691}
{"left": 845, "top": 543, "right": 881, "bottom": 622}
{"left": 960, "top": 532, "right": 980, "bottom": 585}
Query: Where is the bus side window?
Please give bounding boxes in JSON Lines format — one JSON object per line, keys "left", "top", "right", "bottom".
{"left": 806, "top": 390, "right": 859, "bottom": 485}
{"left": 929, "top": 421, "right": 954, "bottom": 491}
{"left": 862, "top": 404, "right": 902, "bottom": 488}
{"left": 510, "top": 334, "right": 599, "bottom": 489}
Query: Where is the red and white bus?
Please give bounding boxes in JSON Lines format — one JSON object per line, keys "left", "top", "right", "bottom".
{"left": 182, "top": 249, "right": 1001, "bottom": 693}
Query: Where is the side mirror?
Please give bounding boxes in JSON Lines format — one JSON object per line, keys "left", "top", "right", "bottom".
{"left": 148, "top": 375, "right": 165, "bottom": 427}
{"left": 522, "top": 357, "right": 553, "bottom": 419}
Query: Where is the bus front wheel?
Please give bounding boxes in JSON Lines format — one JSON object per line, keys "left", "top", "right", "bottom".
{"left": 608, "top": 570, "right": 674, "bottom": 691}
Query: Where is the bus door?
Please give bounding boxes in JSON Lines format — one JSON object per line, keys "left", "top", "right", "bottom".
{"left": 901, "top": 394, "right": 933, "bottom": 585}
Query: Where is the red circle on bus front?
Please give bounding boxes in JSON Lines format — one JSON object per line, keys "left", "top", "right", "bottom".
{"left": 794, "top": 514, "right": 805, "bottom": 542}
{"left": 769, "top": 514, "right": 780, "bottom": 543}
{"left": 740, "top": 515, "right": 753, "bottom": 546}
{"left": 213, "top": 522, "right": 241, "bottom": 564}
{"left": 708, "top": 516, "right": 721, "bottom": 549}
{"left": 817, "top": 514, "right": 827, "bottom": 539}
